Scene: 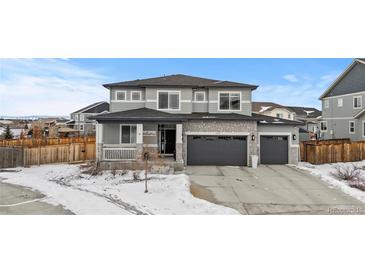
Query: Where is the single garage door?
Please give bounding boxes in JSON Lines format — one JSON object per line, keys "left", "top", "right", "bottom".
{"left": 187, "top": 135, "right": 247, "bottom": 166}
{"left": 260, "top": 135, "right": 288, "bottom": 164}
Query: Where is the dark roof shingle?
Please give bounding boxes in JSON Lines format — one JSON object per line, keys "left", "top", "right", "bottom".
{"left": 103, "top": 74, "right": 258, "bottom": 89}
{"left": 91, "top": 107, "right": 301, "bottom": 125}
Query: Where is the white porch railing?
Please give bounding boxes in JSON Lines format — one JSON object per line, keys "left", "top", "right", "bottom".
{"left": 103, "top": 147, "right": 137, "bottom": 161}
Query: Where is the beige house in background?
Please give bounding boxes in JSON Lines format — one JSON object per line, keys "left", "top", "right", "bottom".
{"left": 252, "top": 102, "right": 296, "bottom": 120}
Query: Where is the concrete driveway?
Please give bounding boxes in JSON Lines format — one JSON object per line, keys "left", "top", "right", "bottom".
{"left": 0, "top": 180, "right": 73, "bottom": 215}
{"left": 186, "top": 165, "right": 365, "bottom": 215}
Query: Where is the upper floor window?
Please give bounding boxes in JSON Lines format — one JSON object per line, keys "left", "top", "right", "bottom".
{"left": 80, "top": 114, "right": 85, "bottom": 122}
{"left": 158, "top": 91, "right": 180, "bottom": 110}
{"left": 320, "top": 121, "right": 327, "bottom": 132}
{"left": 116, "top": 90, "right": 127, "bottom": 101}
{"left": 131, "top": 90, "right": 142, "bottom": 101}
{"left": 120, "top": 125, "right": 136, "bottom": 144}
{"left": 288, "top": 114, "right": 291, "bottom": 119}
{"left": 349, "top": 121, "right": 355, "bottom": 134}
{"left": 353, "top": 96, "right": 362, "bottom": 109}
{"left": 324, "top": 99, "right": 329, "bottom": 109}
{"left": 75, "top": 115, "right": 79, "bottom": 121}
{"left": 337, "top": 98, "right": 343, "bottom": 107}
{"left": 276, "top": 113, "right": 284, "bottom": 118}
{"left": 219, "top": 92, "right": 241, "bottom": 111}
{"left": 194, "top": 91, "right": 206, "bottom": 102}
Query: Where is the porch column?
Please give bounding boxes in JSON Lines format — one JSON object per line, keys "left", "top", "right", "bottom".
{"left": 175, "top": 124, "right": 183, "bottom": 163}
{"left": 136, "top": 124, "right": 143, "bottom": 160}
{"left": 95, "top": 122, "right": 103, "bottom": 161}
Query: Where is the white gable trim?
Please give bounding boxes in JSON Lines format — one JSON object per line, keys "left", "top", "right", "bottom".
{"left": 319, "top": 59, "right": 365, "bottom": 100}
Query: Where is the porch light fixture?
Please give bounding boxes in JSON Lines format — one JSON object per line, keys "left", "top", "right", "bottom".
{"left": 251, "top": 134, "right": 255, "bottom": 141}
{"left": 292, "top": 134, "right": 297, "bottom": 141}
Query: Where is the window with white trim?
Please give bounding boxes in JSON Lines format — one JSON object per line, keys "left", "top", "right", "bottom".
{"left": 320, "top": 121, "right": 327, "bottom": 132}
{"left": 79, "top": 124, "right": 84, "bottom": 131}
{"left": 353, "top": 96, "right": 362, "bottom": 109}
{"left": 349, "top": 121, "right": 355, "bottom": 134}
{"left": 194, "top": 91, "right": 206, "bottom": 102}
{"left": 131, "top": 90, "right": 142, "bottom": 101}
{"left": 219, "top": 92, "right": 241, "bottom": 111}
{"left": 92, "top": 124, "right": 96, "bottom": 131}
{"left": 75, "top": 115, "right": 79, "bottom": 121}
{"left": 120, "top": 125, "right": 137, "bottom": 144}
{"left": 116, "top": 90, "right": 127, "bottom": 101}
{"left": 276, "top": 113, "right": 284, "bottom": 118}
{"left": 80, "top": 114, "right": 85, "bottom": 121}
{"left": 337, "top": 98, "right": 343, "bottom": 107}
{"left": 324, "top": 99, "right": 329, "bottom": 109}
{"left": 288, "top": 114, "right": 291, "bottom": 119}
{"left": 158, "top": 91, "right": 180, "bottom": 110}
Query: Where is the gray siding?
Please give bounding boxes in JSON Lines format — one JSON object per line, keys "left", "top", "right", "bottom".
{"left": 144, "top": 87, "right": 193, "bottom": 114}
{"left": 257, "top": 124, "right": 299, "bottom": 164}
{"left": 192, "top": 102, "right": 209, "bottom": 112}
{"left": 320, "top": 118, "right": 365, "bottom": 141}
{"left": 208, "top": 87, "right": 252, "bottom": 116}
{"left": 327, "top": 63, "right": 365, "bottom": 97}
{"left": 321, "top": 62, "right": 365, "bottom": 141}
{"left": 103, "top": 123, "right": 120, "bottom": 144}
{"left": 108, "top": 86, "right": 253, "bottom": 115}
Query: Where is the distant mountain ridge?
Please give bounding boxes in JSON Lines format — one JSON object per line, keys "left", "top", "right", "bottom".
{"left": 0, "top": 115, "right": 69, "bottom": 120}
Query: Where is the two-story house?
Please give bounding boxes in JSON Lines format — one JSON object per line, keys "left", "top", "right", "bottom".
{"left": 92, "top": 74, "right": 301, "bottom": 168}
{"left": 252, "top": 102, "right": 321, "bottom": 141}
{"left": 67, "top": 101, "right": 109, "bottom": 135}
{"left": 319, "top": 58, "right": 365, "bottom": 140}
{"left": 252, "top": 102, "right": 296, "bottom": 120}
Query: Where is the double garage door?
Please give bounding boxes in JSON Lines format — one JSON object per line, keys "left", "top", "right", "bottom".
{"left": 187, "top": 135, "right": 247, "bottom": 166}
{"left": 187, "top": 134, "right": 289, "bottom": 166}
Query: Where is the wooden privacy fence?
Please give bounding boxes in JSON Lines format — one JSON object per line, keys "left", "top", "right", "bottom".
{"left": 0, "top": 137, "right": 96, "bottom": 147}
{"left": 0, "top": 147, "right": 24, "bottom": 168}
{"left": 300, "top": 138, "right": 365, "bottom": 164}
{"left": 0, "top": 143, "right": 96, "bottom": 168}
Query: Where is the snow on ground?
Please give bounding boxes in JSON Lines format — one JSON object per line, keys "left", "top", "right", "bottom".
{"left": 296, "top": 161, "right": 365, "bottom": 203}
{"left": 0, "top": 164, "right": 238, "bottom": 215}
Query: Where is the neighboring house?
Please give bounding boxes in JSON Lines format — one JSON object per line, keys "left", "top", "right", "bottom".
{"left": 252, "top": 102, "right": 296, "bottom": 120}
{"left": 252, "top": 102, "right": 321, "bottom": 140}
{"left": 67, "top": 102, "right": 109, "bottom": 135}
{"left": 319, "top": 58, "right": 365, "bottom": 140}
{"left": 92, "top": 74, "right": 301, "bottom": 168}
{"left": 286, "top": 106, "right": 321, "bottom": 134}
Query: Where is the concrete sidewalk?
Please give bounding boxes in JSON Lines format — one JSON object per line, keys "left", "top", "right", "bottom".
{"left": 186, "top": 165, "right": 365, "bottom": 215}
{"left": 0, "top": 180, "right": 73, "bottom": 215}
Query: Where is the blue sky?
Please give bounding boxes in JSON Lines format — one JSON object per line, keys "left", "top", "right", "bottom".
{"left": 0, "top": 58, "right": 352, "bottom": 116}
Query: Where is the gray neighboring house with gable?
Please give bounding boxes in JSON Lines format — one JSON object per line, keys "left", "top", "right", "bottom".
{"left": 67, "top": 101, "right": 109, "bottom": 135}
{"left": 319, "top": 58, "right": 365, "bottom": 140}
{"left": 92, "top": 74, "right": 301, "bottom": 167}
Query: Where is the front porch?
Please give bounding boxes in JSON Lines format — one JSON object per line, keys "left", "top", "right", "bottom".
{"left": 96, "top": 122, "right": 184, "bottom": 165}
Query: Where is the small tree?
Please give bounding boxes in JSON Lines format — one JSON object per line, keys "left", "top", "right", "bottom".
{"left": 3, "top": 125, "right": 13, "bottom": 140}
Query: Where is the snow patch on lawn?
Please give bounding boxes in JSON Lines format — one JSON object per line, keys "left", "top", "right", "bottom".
{"left": 0, "top": 164, "right": 238, "bottom": 215}
{"left": 296, "top": 161, "right": 365, "bottom": 203}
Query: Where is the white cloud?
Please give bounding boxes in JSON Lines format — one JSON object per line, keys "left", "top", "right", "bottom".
{"left": 283, "top": 74, "right": 299, "bottom": 82}
{"left": 0, "top": 59, "right": 108, "bottom": 116}
{"left": 254, "top": 72, "right": 340, "bottom": 108}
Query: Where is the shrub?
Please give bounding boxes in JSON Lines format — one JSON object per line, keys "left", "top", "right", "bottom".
{"left": 330, "top": 164, "right": 363, "bottom": 182}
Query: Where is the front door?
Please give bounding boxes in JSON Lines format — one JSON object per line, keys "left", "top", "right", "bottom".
{"left": 160, "top": 127, "right": 176, "bottom": 156}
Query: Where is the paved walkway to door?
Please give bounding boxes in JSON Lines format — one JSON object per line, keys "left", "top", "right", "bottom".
{"left": 186, "top": 165, "right": 365, "bottom": 215}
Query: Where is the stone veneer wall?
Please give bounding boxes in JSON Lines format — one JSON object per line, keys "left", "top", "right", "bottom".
{"left": 182, "top": 120, "right": 258, "bottom": 166}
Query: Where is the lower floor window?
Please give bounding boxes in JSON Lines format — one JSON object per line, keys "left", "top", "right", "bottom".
{"left": 320, "top": 121, "right": 327, "bottom": 131}
{"left": 349, "top": 121, "right": 355, "bottom": 134}
{"left": 121, "top": 125, "right": 136, "bottom": 144}
{"left": 79, "top": 124, "right": 84, "bottom": 131}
